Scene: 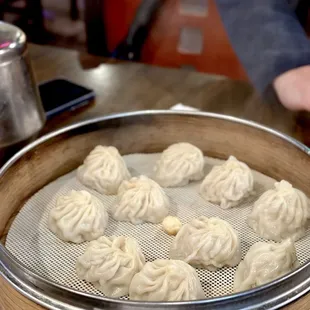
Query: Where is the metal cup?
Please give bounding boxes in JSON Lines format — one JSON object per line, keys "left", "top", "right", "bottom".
{"left": 0, "top": 22, "right": 45, "bottom": 165}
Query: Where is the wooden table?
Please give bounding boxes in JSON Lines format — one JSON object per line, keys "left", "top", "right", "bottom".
{"left": 0, "top": 44, "right": 309, "bottom": 310}
{"left": 30, "top": 44, "right": 302, "bottom": 138}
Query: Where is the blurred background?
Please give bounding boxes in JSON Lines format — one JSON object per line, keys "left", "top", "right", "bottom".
{"left": 0, "top": 0, "right": 249, "bottom": 81}
{"left": 1, "top": 0, "right": 310, "bottom": 146}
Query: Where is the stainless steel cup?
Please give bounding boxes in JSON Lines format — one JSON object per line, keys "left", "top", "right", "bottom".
{"left": 0, "top": 22, "right": 45, "bottom": 165}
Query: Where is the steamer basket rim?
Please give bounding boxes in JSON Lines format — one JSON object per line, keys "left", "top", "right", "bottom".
{"left": 0, "top": 110, "right": 309, "bottom": 309}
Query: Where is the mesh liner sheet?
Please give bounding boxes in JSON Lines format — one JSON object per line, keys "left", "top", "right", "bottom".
{"left": 5, "top": 154, "right": 309, "bottom": 299}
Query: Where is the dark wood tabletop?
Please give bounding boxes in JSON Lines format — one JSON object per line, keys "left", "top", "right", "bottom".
{"left": 0, "top": 43, "right": 309, "bottom": 310}
{"left": 29, "top": 44, "right": 305, "bottom": 139}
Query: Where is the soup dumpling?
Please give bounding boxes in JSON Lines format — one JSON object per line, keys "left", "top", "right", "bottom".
{"left": 111, "top": 175, "right": 169, "bottom": 224}
{"left": 154, "top": 143, "right": 204, "bottom": 187}
{"left": 200, "top": 156, "right": 254, "bottom": 209}
{"left": 76, "top": 236, "right": 145, "bottom": 297}
{"left": 77, "top": 146, "right": 130, "bottom": 195}
{"left": 248, "top": 180, "right": 310, "bottom": 241}
{"left": 129, "top": 259, "right": 205, "bottom": 301}
{"left": 170, "top": 216, "right": 241, "bottom": 270}
{"left": 48, "top": 190, "right": 108, "bottom": 243}
{"left": 234, "top": 239, "right": 299, "bottom": 292}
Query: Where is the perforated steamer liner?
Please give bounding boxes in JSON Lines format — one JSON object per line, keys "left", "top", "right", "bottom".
{"left": 1, "top": 111, "right": 310, "bottom": 310}
{"left": 4, "top": 153, "right": 287, "bottom": 299}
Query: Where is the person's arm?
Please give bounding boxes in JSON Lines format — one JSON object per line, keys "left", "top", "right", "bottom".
{"left": 215, "top": 0, "right": 310, "bottom": 94}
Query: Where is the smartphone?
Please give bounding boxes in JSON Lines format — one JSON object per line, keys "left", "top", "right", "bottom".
{"left": 38, "top": 79, "right": 95, "bottom": 119}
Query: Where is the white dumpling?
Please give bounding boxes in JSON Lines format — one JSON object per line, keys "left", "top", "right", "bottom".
{"left": 111, "top": 175, "right": 169, "bottom": 224}
{"left": 76, "top": 236, "right": 145, "bottom": 297}
{"left": 234, "top": 239, "right": 299, "bottom": 292}
{"left": 154, "top": 142, "right": 204, "bottom": 187}
{"left": 129, "top": 259, "right": 205, "bottom": 301}
{"left": 48, "top": 190, "right": 108, "bottom": 243}
{"left": 200, "top": 156, "right": 254, "bottom": 209}
{"left": 170, "top": 216, "right": 241, "bottom": 270}
{"left": 248, "top": 180, "right": 310, "bottom": 241}
{"left": 77, "top": 146, "right": 131, "bottom": 195}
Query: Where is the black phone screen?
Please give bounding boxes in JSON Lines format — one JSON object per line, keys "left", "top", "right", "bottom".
{"left": 38, "top": 79, "right": 95, "bottom": 117}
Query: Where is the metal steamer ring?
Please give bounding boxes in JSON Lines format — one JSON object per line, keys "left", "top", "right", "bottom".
{"left": 0, "top": 111, "right": 309, "bottom": 310}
